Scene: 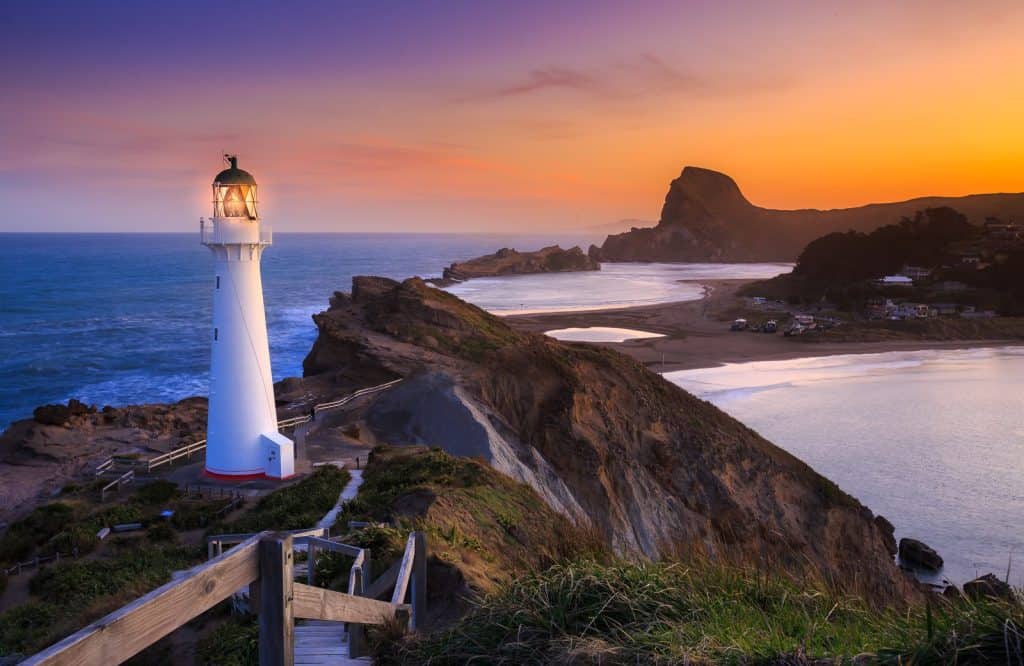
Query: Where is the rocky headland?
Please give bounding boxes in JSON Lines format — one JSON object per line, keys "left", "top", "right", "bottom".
{"left": 0, "top": 398, "right": 207, "bottom": 523}
{"left": 304, "top": 275, "right": 914, "bottom": 603}
{"left": 432, "top": 245, "right": 598, "bottom": 286}
{"left": 592, "top": 166, "right": 1024, "bottom": 262}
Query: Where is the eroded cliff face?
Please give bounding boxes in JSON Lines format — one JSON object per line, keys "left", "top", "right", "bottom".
{"left": 594, "top": 166, "right": 1024, "bottom": 262}
{"left": 304, "top": 276, "right": 914, "bottom": 603}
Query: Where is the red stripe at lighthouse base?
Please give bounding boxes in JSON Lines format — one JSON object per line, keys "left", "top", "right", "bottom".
{"left": 203, "top": 468, "right": 297, "bottom": 482}
{"left": 203, "top": 468, "right": 267, "bottom": 481}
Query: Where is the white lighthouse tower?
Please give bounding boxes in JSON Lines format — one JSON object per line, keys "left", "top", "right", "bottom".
{"left": 201, "top": 155, "right": 294, "bottom": 479}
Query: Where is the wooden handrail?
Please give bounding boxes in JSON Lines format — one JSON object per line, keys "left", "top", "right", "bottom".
{"left": 312, "top": 378, "right": 402, "bottom": 412}
{"left": 100, "top": 470, "right": 134, "bottom": 501}
{"left": 392, "top": 533, "right": 416, "bottom": 605}
{"left": 304, "top": 536, "right": 363, "bottom": 557}
{"left": 293, "top": 583, "right": 404, "bottom": 624}
{"left": 25, "top": 531, "right": 426, "bottom": 664}
{"left": 23, "top": 534, "right": 263, "bottom": 665}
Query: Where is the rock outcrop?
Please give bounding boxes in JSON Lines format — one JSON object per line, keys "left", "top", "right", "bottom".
{"left": 594, "top": 166, "right": 1024, "bottom": 262}
{"left": 963, "top": 573, "right": 1015, "bottom": 601}
{"left": 898, "top": 538, "right": 944, "bottom": 571}
{"left": 0, "top": 398, "right": 207, "bottom": 523}
{"left": 434, "top": 245, "right": 598, "bottom": 286}
{"left": 304, "top": 275, "right": 916, "bottom": 603}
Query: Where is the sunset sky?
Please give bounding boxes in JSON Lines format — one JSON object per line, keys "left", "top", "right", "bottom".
{"left": 2, "top": 0, "right": 1023, "bottom": 232}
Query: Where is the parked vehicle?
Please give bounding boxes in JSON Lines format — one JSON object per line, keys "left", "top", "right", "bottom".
{"left": 763, "top": 320, "right": 778, "bottom": 333}
{"left": 730, "top": 318, "right": 748, "bottom": 331}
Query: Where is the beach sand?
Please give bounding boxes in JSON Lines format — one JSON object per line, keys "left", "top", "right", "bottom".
{"left": 507, "top": 279, "right": 1023, "bottom": 371}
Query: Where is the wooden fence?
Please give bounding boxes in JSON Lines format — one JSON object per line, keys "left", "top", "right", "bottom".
{"left": 3, "top": 550, "right": 77, "bottom": 577}
{"left": 99, "top": 470, "right": 134, "bottom": 501}
{"left": 23, "top": 530, "right": 426, "bottom": 665}
{"left": 91, "top": 378, "right": 403, "bottom": 478}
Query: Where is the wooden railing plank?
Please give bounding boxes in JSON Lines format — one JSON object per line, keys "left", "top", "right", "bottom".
{"left": 410, "top": 531, "right": 427, "bottom": 631}
{"left": 23, "top": 535, "right": 262, "bottom": 665}
{"left": 391, "top": 534, "right": 416, "bottom": 605}
{"left": 292, "top": 583, "right": 402, "bottom": 625}
{"left": 306, "top": 536, "right": 363, "bottom": 557}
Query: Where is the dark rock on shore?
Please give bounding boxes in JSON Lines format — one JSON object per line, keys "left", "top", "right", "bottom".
{"left": 432, "top": 245, "right": 598, "bottom": 286}
{"left": 594, "top": 165, "right": 1024, "bottom": 262}
{"left": 963, "top": 573, "right": 1015, "bottom": 601}
{"left": 898, "top": 538, "right": 944, "bottom": 571}
{"left": 32, "top": 399, "right": 96, "bottom": 426}
{"left": 302, "top": 275, "right": 917, "bottom": 604}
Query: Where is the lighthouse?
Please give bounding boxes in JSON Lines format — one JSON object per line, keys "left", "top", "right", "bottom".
{"left": 201, "top": 156, "right": 294, "bottom": 479}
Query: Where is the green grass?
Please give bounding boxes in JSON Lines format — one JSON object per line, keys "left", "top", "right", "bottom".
{"left": 0, "top": 542, "right": 203, "bottom": 656}
{"left": 378, "top": 559, "right": 1023, "bottom": 665}
{"left": 0, "top": 502, "right": 76, "bottom": 563}
{"left": 214, "top": 465, "right": 351, "bottom": 534}
{"left": 196, "top": 616, "right": 259, "bottom": 666}
{"left": 341, "top": 447, "right": 483, "bottom": 524}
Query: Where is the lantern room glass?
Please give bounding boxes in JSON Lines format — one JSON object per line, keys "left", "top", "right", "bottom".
{"left": 213, "top": 183, "right": 258, "bottom": 220}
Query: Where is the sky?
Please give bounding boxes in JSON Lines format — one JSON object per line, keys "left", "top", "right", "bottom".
{"left": 1, "top": 0, "right": 1023, "bottom": 232}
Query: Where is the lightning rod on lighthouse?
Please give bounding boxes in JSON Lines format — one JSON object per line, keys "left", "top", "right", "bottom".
{"left": 200, "top": 155, "right": 294, "bottom": 479}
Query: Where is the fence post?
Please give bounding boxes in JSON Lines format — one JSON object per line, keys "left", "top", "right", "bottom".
{"left": 259, "top": 533, "right": 294, "bottom": 666}
{"left": 348, "top": 547, "right": 371, "bottom": 658}
{"left": 411, "top": 531, "right": 427, "bottom": 631}
{"left": 347, "top": 564, "right": 367, "bottom": 658}
{"left": 308, "top": 542, "right": 317, "bottom": 587}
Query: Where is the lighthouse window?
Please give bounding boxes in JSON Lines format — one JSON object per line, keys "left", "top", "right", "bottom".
{"left": 216, "top": 276, "right": 220, "bottom": 289}
{"left": 214, "top": 328, "right": 218, "bottom": 341}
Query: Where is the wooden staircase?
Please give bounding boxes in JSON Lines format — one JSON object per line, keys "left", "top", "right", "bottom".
{"left": 294, "top": 620, "right": 369, "bottom": 665}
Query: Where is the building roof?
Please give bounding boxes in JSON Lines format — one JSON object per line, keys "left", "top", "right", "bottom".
{"left": 213, "top": 156, "right": 256, "bottom": 185}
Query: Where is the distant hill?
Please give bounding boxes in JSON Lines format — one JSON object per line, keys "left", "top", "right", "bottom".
{"left": 593, "top": 166, "right": 1024, "bottom": 262}
{"left": 581, "top": 218, "right": 656, "bottom": 235}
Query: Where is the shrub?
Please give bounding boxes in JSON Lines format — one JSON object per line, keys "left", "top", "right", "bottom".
{"left": 0, "top": 602, "right": 59, "bottom": 657}
{"left": 170, "top": 498, "right": 235, "bottom": 530}
{"left": 135, "top": 480, "right": 179, "bottom": 505}
{"left": 218, "top": 466, "right": 350, "bottom": 533}
{"left": 0, "top": 503, "right": 76, "bottom": 564}
{"left": 196, "top": 617, "right": 258, "bottom": 666}
{"left": 146, "top": 523, "right": 178, "bottom": 543}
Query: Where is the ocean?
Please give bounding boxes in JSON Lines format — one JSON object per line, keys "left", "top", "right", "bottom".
{"left": 666, "top": 348, "right": 1024, "bottom": 587}
{"left": 0, "top": 232, "right": 593, "bottom": 427}
{"left": 0, "top": 233, "right": 785, "bottom": 427}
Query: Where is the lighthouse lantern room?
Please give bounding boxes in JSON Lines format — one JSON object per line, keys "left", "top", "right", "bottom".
{"left": 201, "top": 155, "right": 294, "bottom": 479}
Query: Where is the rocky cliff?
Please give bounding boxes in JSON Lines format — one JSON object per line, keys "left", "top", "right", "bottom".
{"left": 304, "top": 276, "right": 914, "bottom": 603}
{"left": 0, "top": 398, "right": 207, "bottom": 523}
{"left": 435, "top": 245, "right": 598, "bottom": 285}
{"left": 594, "top": 166, "right": 1024, "bottom": 262}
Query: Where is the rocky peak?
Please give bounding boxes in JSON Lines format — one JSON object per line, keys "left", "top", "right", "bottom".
{"left": 658, "top": 167, "right": 752, "bottom": 227}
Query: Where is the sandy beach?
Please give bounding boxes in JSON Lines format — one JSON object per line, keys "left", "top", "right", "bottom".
{"left": 507, "top": 279, "right": 1024, "bottom": 371}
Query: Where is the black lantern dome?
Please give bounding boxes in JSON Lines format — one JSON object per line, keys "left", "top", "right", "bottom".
{"left": 214, "top": 156, "right": 257, "bottom": 186}
{"left": 212, "top": 155, "right": 258, "bottom": 219}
